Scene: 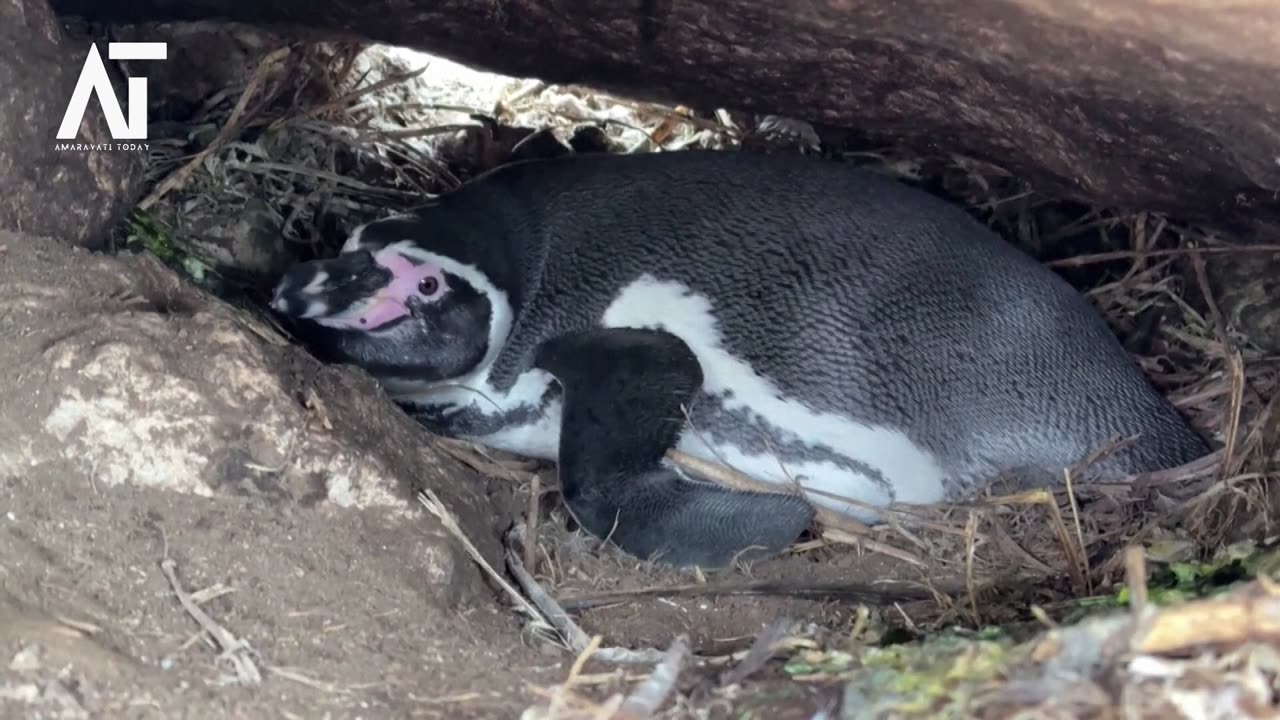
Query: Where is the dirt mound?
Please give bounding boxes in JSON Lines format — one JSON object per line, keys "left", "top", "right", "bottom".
{"left": 0, "top": 230, "right": 557, "bottom": 718}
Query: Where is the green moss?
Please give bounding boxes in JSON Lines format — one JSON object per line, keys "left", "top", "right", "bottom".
{"left": 1056, "top": 536, "right": 1277, "bottom": 626}
{"left": 816, "top": 538, "right": 1280, "bottom": 718}
{"left": 123, "top": 210, "right": 219, "bottom": 290}
{"left": 123, "top": 210, "right": 176, "bottom": 261}
{"left": 832, "top": 634, "right": 1021, "bottom": 719}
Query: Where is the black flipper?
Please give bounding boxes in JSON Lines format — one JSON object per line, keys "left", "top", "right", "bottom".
{"left": 533, "top": 327, "right": 817, "bottom": 569}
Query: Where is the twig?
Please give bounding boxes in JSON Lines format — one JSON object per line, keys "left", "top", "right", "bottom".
{"left": 1228, "top": 391, "right": 1279, "bottom": 479}
{"left": 266, "top": 666, "right": 373, "bottom": 695}
{"left": 615, "top": 634, "right": 690, "bottom": 720}
{"left": 1190, "top": 249, "right": 1246, "bottom": 482}
{"left": 1062, "top": 468, "right": 1093, "bottom": 595}
{"left": 373, "top": 123, "right": 485, "bottom": 140}
{"left": 985, "top": 517, "right": 1057, "bottom": 576}
{"left": 269, "top": 61, "right": 431, "bottom": 131}
{"left": 892, "top": 602, "right": 922, "bottom": 635}
{"left": 1068, "top": 435, "right": 1140, "bottom": 478}
{"left": 1189, "top": 247, "right": 1234, "bottom": 349}
{"left": 1221, "top": 348, "right": 1247, "bottom": 481}
{"left": 224, "top": 159, "right": 423, "bottom": 201}
{"left": 666, "top": 449, "right": 874, "bottom": 536}
{"left": 964, "top": 511, "right": 982, "bottom": 626}
{"left": 416, "top": 491, "right": 557, "bottom": 639}
{"left": 818, "top": 528, "right": 928, "bottom": 568}
{"left": 1116, "top": 212, "right": 1162, "bottom": 285}
{"left": 1131, "top": 449, "right": 1224, "bottom": 489}
{"left": 526, "top": 473, "right": 543, "bottom": 573}
{"left": 985, "top": 490, "right": 1090, "bottom": 595}
{"left": 138, "top": 47, "right": 291, "bottom": 210}
{"left": 503, "top": 523, "right": 671, "bottom": 664}
{"left": 159, "top": 557, "right": 261, "bottom": 685}
{"left": 1133, "top": 579, "right": 1280, "bottom": 655}
{"left": 431, "top": 436, "right": 529, "bottom": 483}
{"left": 549, "top": 635, "right": 602, "bottom": 717}
{"left": 849, "top": 605, "right": 872, "bottom": 643}
{"left": 718, "top": 618, "right": 793, "bottom": 687}
{"left": 1046, "top": 243, "right": 1280, "bottom": 268}
{"left": 553, "top": 579, "right": 937, "bottom": 611}
{"left": 1125, "top": 546, "right": 1148, "bottom": 615}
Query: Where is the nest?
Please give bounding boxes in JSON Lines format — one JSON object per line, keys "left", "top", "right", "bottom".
{"left": 119, "top": 36, "right": 1280, "bottom": 719}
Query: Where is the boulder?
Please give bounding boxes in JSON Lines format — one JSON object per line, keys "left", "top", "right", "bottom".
{"left": 0, "top": 0, "right": 147, "bottom": 249}
{"left": 47, "top": 0, "right": 1280, "bottom": 237}
{"left": 0, "top": 228, "right": 509, "bottom": 606}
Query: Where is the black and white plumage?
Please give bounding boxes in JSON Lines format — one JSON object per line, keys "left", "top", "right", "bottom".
{"left": 271, "top": 149, "right": 1211, "bottom": 568}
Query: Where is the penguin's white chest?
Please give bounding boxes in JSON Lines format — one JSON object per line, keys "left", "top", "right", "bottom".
{"left": 599, "top": 274, "right": 950, "bottom": 520}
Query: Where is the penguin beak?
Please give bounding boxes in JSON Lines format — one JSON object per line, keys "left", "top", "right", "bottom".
{"left": 271, "top": 250, "right": 393, "bottom": 323}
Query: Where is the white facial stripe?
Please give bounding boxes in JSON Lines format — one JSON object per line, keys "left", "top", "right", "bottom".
{"left": 302, "top": 270, "right": 329, "bottom": 294}
{"left": 601, "top": 274, "right": 950, "bottom": 512}
{"left": 292, "top": 270, "right": 332, "bottom": 318}
{"left": 384, "top": 241, "right": 514, "bottom": 389}
{"left": 341, "top": 223, "right": 366, "bottom": 254}
{"left": 343, "top": 212, "right": 429, "bottom": 254}
{"left": 299, "top": 300, "right": 333, "bottom": 319}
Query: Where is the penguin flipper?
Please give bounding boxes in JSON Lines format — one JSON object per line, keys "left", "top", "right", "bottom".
{"left": 533, "top": 327, "right": 816, "bottom": 569}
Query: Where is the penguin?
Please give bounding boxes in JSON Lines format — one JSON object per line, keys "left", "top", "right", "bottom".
{"left": 270, "top": 149, "right": 1211, "bottom": 569}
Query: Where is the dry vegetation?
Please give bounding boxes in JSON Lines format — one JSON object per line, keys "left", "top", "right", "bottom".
{"left": 113, "top": 37, "right": 1280, "bottom": 719}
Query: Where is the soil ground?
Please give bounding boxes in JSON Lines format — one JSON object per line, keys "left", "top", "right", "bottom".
{"left": 0, "top": 470, "right": 565, "bottom": 719}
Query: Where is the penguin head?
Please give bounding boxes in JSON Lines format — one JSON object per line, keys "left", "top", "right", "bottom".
{"left": 270, "top": 239, "right": 501, "bottom": 385}
{"left": 270, "top": 247, "right": 394, "bottom": 323}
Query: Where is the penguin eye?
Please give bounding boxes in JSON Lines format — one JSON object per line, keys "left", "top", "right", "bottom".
{"left": 419, "top": 276, "right": 440, "bottom": 296}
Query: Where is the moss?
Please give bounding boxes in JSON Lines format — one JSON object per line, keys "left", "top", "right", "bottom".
{"left": 828, "top": 634, "right": 1021, "bottom": 719}
{"left": 123, "top": 209, "right": 220, "bottom": 290}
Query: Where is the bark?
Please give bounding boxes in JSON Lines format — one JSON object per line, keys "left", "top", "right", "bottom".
{"left": 0, "top": 0, "right": 145, "bottom": 249}
{"left": 47, "top": 0, "right": 1280, "bottom": 238}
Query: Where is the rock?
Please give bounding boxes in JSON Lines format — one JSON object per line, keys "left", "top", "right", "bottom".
{"left": 103, "top": 20, "right": 280, "bottom": 121}
{"left": 0, "top": 228, "right": 508, "bottom": 608}
{"left": 568, "top": 125, "right": 618, "bottom": 154}
{"left": 47, "top": 0, "right": 1280, "bottom": 237}
{"left": 1206, "top": 252, "right": 1280, "bottom": 355}
{"left": 742, "top": 115, "right": 822, "bottom": 155}
{"left": 0, "top": 0, "right": 146, "bottom": 249}
{"left": 181, "top": 196, "right": 298, "bottom": 278}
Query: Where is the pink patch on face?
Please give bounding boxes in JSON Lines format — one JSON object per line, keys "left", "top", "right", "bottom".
{"left": 324, "top": 250, "right": 446, "bottom": 331}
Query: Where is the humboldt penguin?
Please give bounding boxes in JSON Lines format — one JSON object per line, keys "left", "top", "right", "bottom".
{"left": 271, "top": 149, "right": 1211, "bottom": 568}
